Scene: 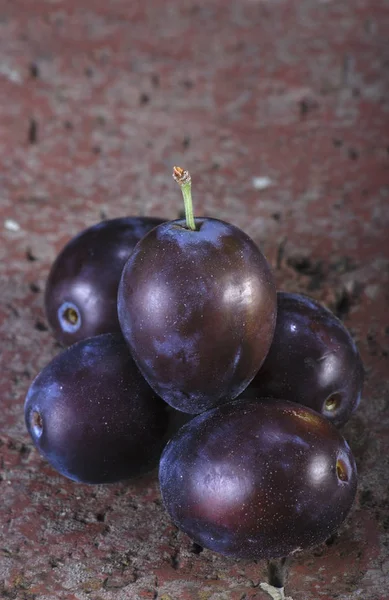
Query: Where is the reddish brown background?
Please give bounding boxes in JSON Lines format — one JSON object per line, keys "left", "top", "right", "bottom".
{"left": 1, "top": 1, "right": 388, "bottom": 599}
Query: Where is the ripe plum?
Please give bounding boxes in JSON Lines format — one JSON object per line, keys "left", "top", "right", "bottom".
{"left": 118, "top": 168, "right": 277, "bottom": 413}
{"left": 25, "top": 333, "right": 170, "bottom": 483}
{"left": 159, "top": 397, "right": 357, "bottom": 559}
{"left": 45, "top": 216, "right": 165, "bottom": 345}
{"left": 246, "top": 292, "right": 364, "bottom": 427}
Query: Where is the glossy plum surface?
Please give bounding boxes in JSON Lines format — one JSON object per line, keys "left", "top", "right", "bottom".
{"left": 118, "top": 218, "right": 277, "bottom": 414}
{"left": 159, "top": 398, "right": 357, "bottom": 559}
{"left": 45, "top": 216, "right": 165, "bottom": 346}
{"left": 24, "top": 333, "right": 170, "bottom": 483}
{"left": 246, "top": 292, "right": 364, "bottom": 427}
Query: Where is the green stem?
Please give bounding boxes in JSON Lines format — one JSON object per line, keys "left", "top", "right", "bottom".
{"left": 172, "top": 166, "right": 196, "bottom": 231}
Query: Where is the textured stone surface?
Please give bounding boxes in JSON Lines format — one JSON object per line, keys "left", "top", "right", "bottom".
{"left": 0, "top": 0, "right": 388, "bottom": 598}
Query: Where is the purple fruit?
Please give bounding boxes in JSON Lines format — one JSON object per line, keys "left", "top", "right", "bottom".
{"left": 246, "top": 292, "right": 364, "bottom": 427}
{"left": 24, "top": 333, "right": 170, "bottom": 483}
{"left": 118, "top": 169, "right": 276, "bottom": 414}
{"left": 45, "top": 216, "right": 165, "bottom": 346}
{"left": 159, "top": 398, "right": 357, "bottom": 559}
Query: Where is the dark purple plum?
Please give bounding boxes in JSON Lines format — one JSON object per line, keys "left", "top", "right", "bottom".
{"left": 118, "top": 169, "right": 276, "bottom": 414}
{"left": 45, "top": 216, "right": 165, "bottom": 346}
{"left": 159, "top": 398, "right": 357, "bottom": 559}
{"left": 24, "top": 333, "right": 170, "bottom": 483}
{"left": 245, "top": 292, "right": 364, "bottom": 427}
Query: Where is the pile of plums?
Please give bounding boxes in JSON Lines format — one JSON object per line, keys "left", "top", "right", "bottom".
{"left": 25, "top": 167, "right": 363, "bottom": 567}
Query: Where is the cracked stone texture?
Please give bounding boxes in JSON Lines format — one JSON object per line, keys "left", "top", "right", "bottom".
{"left": 0, "top": 0, "right": 388, "bottom": 598}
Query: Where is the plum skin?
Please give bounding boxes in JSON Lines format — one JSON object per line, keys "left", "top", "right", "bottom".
{"left": 159, "top": 398, "right": 357, "bottom": 560}
{"left": 246, "top": 292, "right": 364, "bottom": 427}
{"left": 24, "top": 333, "right": 170, "bottom": 484}
{"left": 118, "top": 218, "right": 277, "bottom": 414}
{"left": 45, "top": 216, "right": 165, "bottom": 346}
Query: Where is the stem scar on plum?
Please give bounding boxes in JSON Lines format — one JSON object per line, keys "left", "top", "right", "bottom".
{"left": 63, "top": 306, "right": 78, "bottom": 325}
{"left": 336, "top": 457, "right": 349, "bottom": 482}
{"left": 324, "top": 393, "right": 342, "bottom": 413}
{"left": 58, "top": 301, "right": 81, "bottom": 334}
{"left": 31, "top": 410, "right": 43, "bottom": 438}
{"left": 172, "top": 166, "right": 197, "bottom": 231}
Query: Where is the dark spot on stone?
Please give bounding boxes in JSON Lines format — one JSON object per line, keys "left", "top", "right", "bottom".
{"left": 190, "top": 542, "right": 203, "bottom": 554}
{"left": 151, "top": 73, "right": 160, "bottom": 87}
{"left": 26, "top": 248, "right": 37, "bottom": 261}
{"left": 333, "top": 138, "right": 343, "bottom": 147}
{"left": 276, "top": 237, "right": 287, "bottom": 270}
{"left": 170, "top": 549, "right": 179, "bottom": 569}
{"left": 64, "top": 120, "right": 73, "bottom": 130}
{"left": 348, "top": 148, "right": 359, "bottom": 160}
{"left": 366, "top": 332, "right": 379, "bottom": 356}
{"left": 84, "top": 66, "right": 93, "bottom": 77}
{"left": 299, "top": 97, "right": 318, "bottom": 119}
{"left": 287, "top": 255, "right": 324, "bottom": 289}
{"left": 29, "top": 282, "right": 40, "bottom": 293}
{"left": 287, "top": 255, "right": 315, "bottom": 275}
{"left": 182, "top": 135, "right": 190, "bottom": 149}
{"left": 359, "top": 488, "right": 374, "bottom": 507}
{"left": 35, "top": 320, "right": 48, "bottom": 332}
{"left": 7, "top": 303, "right": 19, "bottom": 317}
{"left": 299, "top": 99, "right": 310, "bottom": 118}
{"left": 8, "top": 440, "right": 31, "bottom": 456}
{"left": 332, "top": 289, "right": 352, "bottom": 320}
{"left": 325, "top": 532, "right": 338, "bottom": 546}
{"left": 29, "top": 62, "right": 39, "bottom": 78}
{"left": 28, "top": 118, "right": 38, "bottom": 144}
{"left": 49, "top": 557, "right": 61, "bottom": 568}
{"left": 96, "top": 512, "right": 106, "bottom": 522}
{"left": 140, "top": 93, "right": 150, "bottom": 105}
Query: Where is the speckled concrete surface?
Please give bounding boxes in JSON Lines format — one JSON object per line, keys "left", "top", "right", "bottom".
{"left": 0, "top": 1, "right": 388, "bottom": 598}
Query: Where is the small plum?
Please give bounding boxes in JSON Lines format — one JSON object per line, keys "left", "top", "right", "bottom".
{"left": 245, "top": 292, "right": 364, "bottom": 427}
{"left": 25, "top": 333, "right": 170, "bottom": 483}
{"left": 45, "top": 216, "right": 165, "bottom": 345}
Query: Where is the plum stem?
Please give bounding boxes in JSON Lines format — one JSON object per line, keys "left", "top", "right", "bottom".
{"left": 172, "top": 166, "right": 196, "bottom": 231}
{"left": 259, "top": 558, "right": 293, "bottom": 600}
{"left": 267, "top": 557, "right": 289, "bottom": 588}
{"left": 259, "top": 582, "right": 293, "bottom": 600}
